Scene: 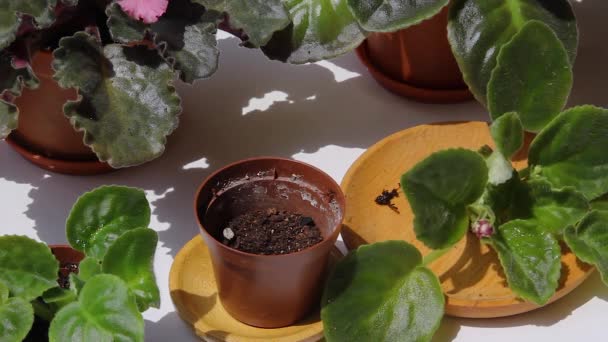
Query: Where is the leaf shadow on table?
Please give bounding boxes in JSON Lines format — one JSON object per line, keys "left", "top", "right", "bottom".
{"left": 1, "top": 1, "right": 606, "bottom": 339}
{"left": 146, "top": 311, "right": 199, "bottom": 342}
{"left": 145, "top": 35, "right": 487, "bottom": 259}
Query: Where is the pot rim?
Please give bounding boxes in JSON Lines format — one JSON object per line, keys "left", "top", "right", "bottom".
{"left": 193, "top": 156, "right": 345, "bottom": 259}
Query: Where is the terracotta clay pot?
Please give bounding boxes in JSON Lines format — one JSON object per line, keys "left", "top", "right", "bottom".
{"left": 194, "top": 157, "right": 345, "bottom": 328}
{"left": 6, "top": 51, "right": 113, "bottom": 175}
{"left": 49, "top": 244, "right": 84, "bottom": 266}
{"left": 356, "top": 5, "right": 472, "bottom": 103}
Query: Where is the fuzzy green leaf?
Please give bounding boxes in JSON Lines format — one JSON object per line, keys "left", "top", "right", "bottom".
{"left": 590, "top": 195, "right": 608, "bottom": 213}
{"left": 529, "top": 105, "right": 608, "bottom": 200}
{"left": 152, "top": 0, "right": 220, "bottom": 83}
{"left": 0, "top": 53, "right": 39, "bottom": 95}
{"left": 102, "top": 228, "right": 160, "bottom": 312}
{"left": 488, "top": 21, "right": 572, "bottom": 132}
{"left": 564, "top": 211, "right": 608, "bottom": 285}
{"left": 528, "top": 180, "right": 589, "bottom": 234}
{"left": 262, "top": 0, "right": 366, "bottom": 64}
{"left": 0, "top": 0, "right": 57, "bottom": 49}
{"left": 486, "top": 151, "right": 514, "bottom": 186}
{"left": 448, "top": 0, "right": 577, "bottom": 104}
{"left": 52, "top": 31, "right": 182, "bottom": 168}
{"left": 490, "top": 219, "right": 561, "bottom": 305}
{"left": 78, "top": 257, "right": 101, "bottom": 282}
{"left": 105, "top": 2, "right": 147, "bottom": 43}
{"left": 194, "top": 0, "right": 290, "bottom": 47}
{"left": 347, "top": 0, "right": 449, "bottom": 32}
{"left": 107, "top": 0, "right": 221, "bottom": 84}
{"left": 481, "top": 170, "right": 531, "bottom": 226}
{"left": 0, "top": 52, "right": 39, "bottom": 138}
{"left": 49, "top": 274, "right": 144, "bottom": 342}
{"left": 0, "top": 281, "right": 34, "bottom": 342}
{"left": 402, "top": 149, "right": 488, "bottom": 249}
{"left": 66, "top": 185, "right": 151, "bottom": 259}
{"left": 322, "top": 241, "right": 444, "bottom": 342}
{"left": 0, "top": 236, "right": 59, "bottom": 301}
{"left": 490, "top": 112, "right": 524, "bottom": 158}
{"left": 0, "top": 101, "right": 17, "bottom": 139}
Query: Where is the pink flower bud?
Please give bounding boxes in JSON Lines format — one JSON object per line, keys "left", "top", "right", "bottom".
{"left": 118, "top": 0, "right": 169, "bottom": 24}
{"left": 471, "top": 219, "right": 494, "bottom": 238}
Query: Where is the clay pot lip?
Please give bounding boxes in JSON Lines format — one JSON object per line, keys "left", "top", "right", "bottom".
{"left": 194, "top": 156, "right": 345, "bottom": 259}
{"left": 47, "top": 244, "right": 85, "bottom": 262}
{"left": 355, "top": 41, "right": 473, "bottom": 104}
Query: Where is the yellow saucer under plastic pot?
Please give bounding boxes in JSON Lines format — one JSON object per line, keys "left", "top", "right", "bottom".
{"left": 170, "top": 235, "right": 342, "bottom": 341}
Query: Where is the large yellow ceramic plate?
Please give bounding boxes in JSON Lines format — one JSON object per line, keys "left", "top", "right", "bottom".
{"left": 341, "top": 121, "right": 594, "bottom": 319}
{"left": 170, "top": 235, "right": 341, "bottom": 341}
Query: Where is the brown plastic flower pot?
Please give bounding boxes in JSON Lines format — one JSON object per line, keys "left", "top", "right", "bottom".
{"left": 49, "top": 244, "right": 84, "bottom": 265}
{"left": 194, "top": 157, "right": 345, "bottom": 328}
{"left": 5, "top": 51, "right": 113, "bottom": 175}
{"left": 356, "top": 4, "right": 472, "bottom": 103}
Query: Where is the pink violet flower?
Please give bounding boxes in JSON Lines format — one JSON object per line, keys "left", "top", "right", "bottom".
{"left": 471, "top": 219, "right": 494, "bottom": 238}
{"left": 118, "top": 0, "right": 169, "bottom": 24}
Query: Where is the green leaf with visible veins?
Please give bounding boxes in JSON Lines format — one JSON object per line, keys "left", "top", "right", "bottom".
{"left": 448, "top": 0, "right": 577, "bottom": 105}
{"left": 490, "top": 112, "right": 523, "bottom": 159}
{"left": 0, "top": 236, "right": 59, "bottom": 301}
{"left": 488, "top": 20, "right": 573, "bottom": 132}
{"left": 0, "top": 282, "right": 34, "bottom": 342}
{"left": 103, "top": 228, "right": 160, "bottom": 311}
{"left": 347, "top": 0, "right": 449, "bottom": 32}
{"left": 490, "top": 219, "right": 561, "bottom": 305}
{"left": 193, "top": 0, "right": 290, "bottom": 47}
{"left": 49, "top": 274, "right": 144, "bottom": 342}
{"left": 402, "top": 149, "right": 488, "bottom": 249}
{"left": 78, "top": 257, "right": 102, "bottom": 282}
{"left": 262, "top": 0, "right": 366, "bottom": 64}
{"left": 322, "top": 241, "right": 444, "bottom": 342}
{"left": 528, "top": 179, "right": 589, "bottom": 234}
{"left": 52, "top": 31, "right": 182, "bottom": 168}
{"left": 564, "top": 211, "right": 608, "bottom": 285}
{"left": 528, "top": 105, "right": 608, "bottom": 200}
{"left": 66, "top": 185, "right": 151, "bottom": 260}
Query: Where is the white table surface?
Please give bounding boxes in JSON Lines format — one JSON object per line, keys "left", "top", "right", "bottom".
{"left": 2, "top": 1, "right": 607, "bottom": 341}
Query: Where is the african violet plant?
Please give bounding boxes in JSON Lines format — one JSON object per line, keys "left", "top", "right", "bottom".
{"left": 320, "top": 106, "right": 608, "bottom": 342}
{"left": 1, "top": 0, "right": 578, "bottom": 168}
{"left": 0, "top": 0, "right": 220, "bottom": 168}
{"left": 0, "top": 186, "right": 159, "bottom": 341}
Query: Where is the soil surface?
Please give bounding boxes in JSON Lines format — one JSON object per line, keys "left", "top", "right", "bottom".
{"left": 221, "top": 208, "right": 323, "bottom": 255}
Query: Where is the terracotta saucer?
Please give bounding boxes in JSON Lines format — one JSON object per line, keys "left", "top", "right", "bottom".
{"left": 5, "top": 136, "right": 114, "bottom": 176}
{"left": 170, "top": 235, "right": 343, "bottom": 342}
{"left": 340, "top": 121, "right": 594, "bottom": 318}
{"left": 355, "top": 42, "right": 473, "bottom": 104}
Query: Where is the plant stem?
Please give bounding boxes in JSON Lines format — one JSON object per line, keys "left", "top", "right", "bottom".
{"left": 422, "top": 247, "right": 453, "bottom": 267}
{"left": 31, "top": 299, "right": 54, "bottom": 322}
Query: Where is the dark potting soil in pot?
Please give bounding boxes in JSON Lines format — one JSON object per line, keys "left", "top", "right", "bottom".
{"left": 24, "top": 261, "right": 80, "bottom": 341}
{"left": 57, "top": 261, "right": 79, "bottom": 289}
{"left": 221, "top": 208, "right": 323, "bottom": 255}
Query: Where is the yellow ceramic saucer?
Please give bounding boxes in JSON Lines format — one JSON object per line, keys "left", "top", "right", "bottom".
{"left": 170, "top": 235, "right": 341, "bottom": 341}
{"left": 340, "top": 121, "right": 593, "bottom": 318}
